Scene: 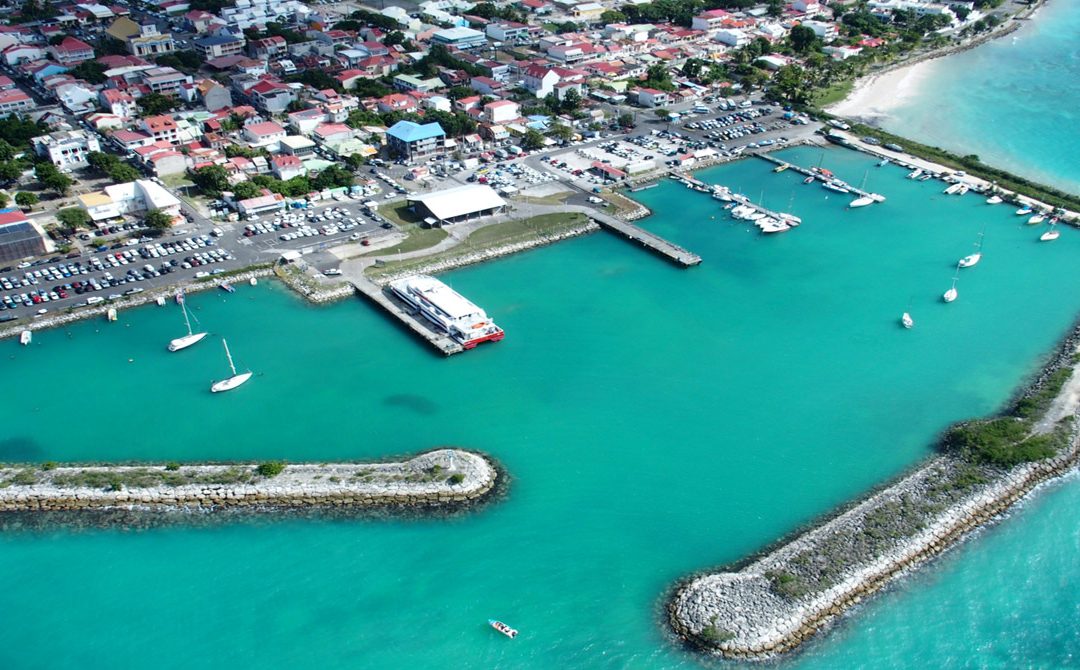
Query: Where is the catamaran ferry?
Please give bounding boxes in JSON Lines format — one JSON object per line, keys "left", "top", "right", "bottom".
{"left": 389, "top": 275, "right": 504, "bottom": 349}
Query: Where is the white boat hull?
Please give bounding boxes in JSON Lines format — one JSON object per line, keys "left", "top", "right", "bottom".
{"left": 943, "top": 288, "right": 958, "bottom": 303}
{"left": 168, "top": 331, "right": 208, "bottom": 352}
{"left": 958, "top": 253, "right": 981, "bottom": 268}
{"left": 1027, "top": 215, "right": 1045, "bottom": 225}
{"left": 19, "top": 330, "right": 31, "bottom": 345}
{"left": 986, "top": 196, "right": 1003, "bottom": 204}
{"left": 901, "top": 313, "right": 914, "bottom": 329}
{"left": 1040, "top": 230, "right": 1060, "bottom": 242}
{"left": 211, "top": 371, "right": 253, "bottom": 393}
{"left": 849, "top": 197, "right": 874, "bottom": 208}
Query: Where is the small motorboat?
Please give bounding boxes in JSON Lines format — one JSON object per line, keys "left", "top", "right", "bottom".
{"left": 943, "top": 287, "right": 958, "bottom": 303}
{"left": 986, "top": 195, "right": 1003, "bottom": 205}
{"left": 918, "top": 173, "right": 933, "bottom": 181}
{"left": 943, "top": 183, "right": 965, "bottom": 195}
{"left": 249, "top": 277, "right": 258, "bottom": 286}
{"left": 220, "top": 282, "right": 236, "bottom": 293}
{"left": 849, "top": 196, "right": 874, "bottom": 208}
{"left": 803, "top": 176, "right": 815, "bottom": 184}
{"left": 901, "top": 313, "right": 914, "bottom": 329}
{"left": 773, "top": 163, "right": 789, "bottom": 173}
{"left": 906, "top": 168, "right": 923, "bottom": 179}
{"left": 877, "top": 158, "right": 890, "bottom": 167}
{"left": 1027, "top": 214, "right": 1046, "bottom": 225}
{"left": 1016, "top": 206, "right": 1033, "bottom": 216}
{"left": 488, "top": 620, "right": 518, "bottom": 639}
{"left": 822, "top": 180, "right": 850, "bottom": 194}
{"left": 19, "top": 330, "right": 31, "bottom": 345}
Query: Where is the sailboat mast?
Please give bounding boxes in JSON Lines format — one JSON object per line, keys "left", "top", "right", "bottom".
{"left": 223, "top": 339, "right": 236, "bottom": 375}
{"left": 182, "top": 299, "right": 193, "bottom": 336}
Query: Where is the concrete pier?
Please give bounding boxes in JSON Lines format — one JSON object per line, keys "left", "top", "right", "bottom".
{"left": 590, "top": 213, "right": 702, "bottom": 267}
{"left": 754, "top": 153, "right": 883, "bottom": 201}
{"left": 347, "top": 273, "right": 464, "bottom": 356}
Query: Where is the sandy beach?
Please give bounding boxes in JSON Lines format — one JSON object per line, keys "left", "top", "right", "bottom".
{"left": 826, "top": 59, "right": 938, "bottom": 124}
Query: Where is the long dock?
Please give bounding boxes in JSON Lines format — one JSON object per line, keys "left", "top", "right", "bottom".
{"left": 590, "top": 213, "right": 702, "bottom": 267}
{"left": 754, "top": 153, "right": 884, "bottom": 201}
{"left": 347, "top": 274, "right": 464, "bottom": 356}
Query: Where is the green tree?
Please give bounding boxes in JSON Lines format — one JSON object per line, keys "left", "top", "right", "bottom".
{"left": 231, "top": 181, "right": 262, "bottom": 200}
{"left": 110, "top": 164, "right": 141, "bottom": 183}
{"left": 549, "top": 124, "right": 574, "bottom": 142}
{"left": 520, "top": 129, "right": 545, "bottom": 151}
{"left": 0, "top": 161, "right": 24, "bottom": 183}
{"left": 137, "top": 93, "right": 179, "bottom": 117}
{"left": 190, "top": 165, "right": 230, "bottom": 195}
{"left": 617, "top": 112, "right": 636, "bottom": 128}
{"left": 766, "top": 0, "right": 783, "bottom": 17}
{"left": 561, "top": 88, "right": 582, "bottom": 112}
{"left": 35, "top": 162, "right": 73, "bottom": 195}
{"left": 0, "top": 192, "right": 7, "bottom": 208}
{"left": 311, "top": 165, "right": 354, "bottom": 190}
{"left": 143, "top": 209, "right": 174, "bottom": 230}
{"left": 789, "top": 25, "right": 819, "bottom": 54}
{"left": 69, "top": 61, "right": 109, "bottom": 84}
{"left": 601, "top": 9, "right": 627, "bottom": 23}
{"left": 56, "top": 207, "right": 91, "bottom": 230}
{"left": 15, "top": 191, "right": 38, "bottom": 208}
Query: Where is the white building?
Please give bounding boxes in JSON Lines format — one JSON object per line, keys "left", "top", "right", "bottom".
{"left": 77, "top": 179, "right": 182, "bottom": 223}
{"left": 32, "top": 130, "right": 101, "bottom": 169}
{"left": 714, "top": 29, "right": 750, "bottom": 47}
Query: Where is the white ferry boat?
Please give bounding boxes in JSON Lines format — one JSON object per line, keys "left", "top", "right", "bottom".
{"left": 389, "top": 275, "right": 504, "bottom": 349}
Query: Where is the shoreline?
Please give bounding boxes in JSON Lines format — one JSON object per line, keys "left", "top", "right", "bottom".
{"left": 667, "top": 319, "right": 1080, "bottom": 660}
{"left": 0, "top": 449, "right": 500, "bottom": 524}
{"left": 824, "top": 1, "right": 1039, "bottom": 121}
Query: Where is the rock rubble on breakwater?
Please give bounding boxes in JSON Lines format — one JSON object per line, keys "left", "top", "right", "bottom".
{"left": 0, "top": 449, "right": 497, "bottom": 519}
{"left": 669, "top": 333, "right": 1080, "bottom": 660}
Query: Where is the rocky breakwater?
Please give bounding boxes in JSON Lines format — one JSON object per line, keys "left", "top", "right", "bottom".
{"left": 669, "top": 339, "right": 1080, "bottom": 660}
{"left": 0, "top": 449, "right": 497, "bottom": 516}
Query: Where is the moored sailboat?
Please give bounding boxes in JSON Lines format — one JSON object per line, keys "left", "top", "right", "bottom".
{"left": 958, "top": 232, "right": 984, "bottom": 268}
{"left": 1040, "top": 223, "right": 1060, "bottom": 242}
{"left": 849, "top": 196, "right": 874, "bottom": 208}
{"left": 1027, "top": 213, "right": 1046, "bottom": 225}
{"left": 168, "top": 292, "right": 207, "bottom": 352}
{"left": 210, "top": 339, "right": 252, "bottom": 393}
{"left": 943, "top": 263, "right": 960, "bottom": 303}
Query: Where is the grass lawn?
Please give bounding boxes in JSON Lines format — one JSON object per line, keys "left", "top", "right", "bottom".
{"left": 366, "top": 201, "right": 450, "bottom": 256}
{"left": 812, "top": 80, "right": 854, "bottom": 108}
{"left": 366, "top": 212, "right": 589, "bottom": 280}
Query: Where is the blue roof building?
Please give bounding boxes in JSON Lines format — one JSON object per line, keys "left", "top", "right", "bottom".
{"left": 386, "top": 121, "right": 446, "bottom": 161}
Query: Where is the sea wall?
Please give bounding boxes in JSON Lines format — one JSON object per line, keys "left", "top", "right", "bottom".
{"left": 0, "top": 266, "right": 274, "bottom": 342}
{"left": 0, "top": 449, "right": 497, "bottom": 514}
{"left": 669, "top": 332, "right": 1080, "bottom": 660}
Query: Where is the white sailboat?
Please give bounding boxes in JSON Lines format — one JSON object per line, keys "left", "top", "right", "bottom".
{"left": 901, "top": 312, "right": 914, "bottom": 329}
{"left": 943, "top": 264, "right": 960, "bottom": 303}
{"left": 168, "top": 293, "right": 207, "bottom": 352}
{"left": 849, "top": 196, "right": 874, "bottom": 208}
{"left": 943, "top": 183, "right": 965, "bottom": 195}
{"left": 1040, "top": 223, "right": 1060, "bottom": 242}
{"left": 958, "top": 232, "right": 984, "bottom": 268}
{"left": 1027, "top": 213, "right": 1046, "bottom": 225}
{"left": 907, "top": 168, "right": 923, "bottom": 179}
{"left": 210, "top": 339, "right": 252, "bottom": 393}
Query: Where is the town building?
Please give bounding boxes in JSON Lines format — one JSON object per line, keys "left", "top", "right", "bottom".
{"left": 432, "top": 27, "right": 487, "bottom": 50}
{"left": 0, "top": 88, "right": 34, "bottom": 116}
{"left": 76, "top": 179, "right": 182, "bottom": 223}
{"left": 32, "top": 130, "right": 101, "bottom": 168}
{"left": 0, "top": 210, "right": 46, "bottom": 263}
{"left": 386, "top": 120, "right": 446, "bottom": 161}
{"left": 194, "top": 35, "right": 245, "bottom": 59}
{"left": 407, "top": 184, "right": 506, "bottom": 225}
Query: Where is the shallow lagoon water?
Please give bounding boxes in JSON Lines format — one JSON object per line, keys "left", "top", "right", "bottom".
{"left": 1, "top": 148, "right": 1078, "bottom": 668}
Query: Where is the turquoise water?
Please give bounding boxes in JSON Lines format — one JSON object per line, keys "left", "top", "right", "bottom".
{"left": 2, "top": 147, "right": 1079, "bottom": 668}
{"left": 884, "top": 0, "right": 1080, "bottom": 195}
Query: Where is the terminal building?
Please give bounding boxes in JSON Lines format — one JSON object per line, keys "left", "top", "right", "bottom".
{"left": 77, "top": 179, "right": 182, "bottom": 224}
{"left": 407, "top": 184, "right": 506, "bottom": 226}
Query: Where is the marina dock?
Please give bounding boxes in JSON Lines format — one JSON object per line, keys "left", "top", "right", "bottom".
{"left": 590, "top": 212, "right": 702, "bottom": 267}
{"left": 754, "top": 153, "right": 884, "bottom": 201}
{"left": 346, "top": 274, "right": 464, "bottom": 356}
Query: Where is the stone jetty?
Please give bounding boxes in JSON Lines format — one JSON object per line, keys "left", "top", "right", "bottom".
{"left": 669, "top": 338, "right": 1080, "bottom": 660}
{"left": 0, "top": 449, "right": 497, "bottom": 515}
